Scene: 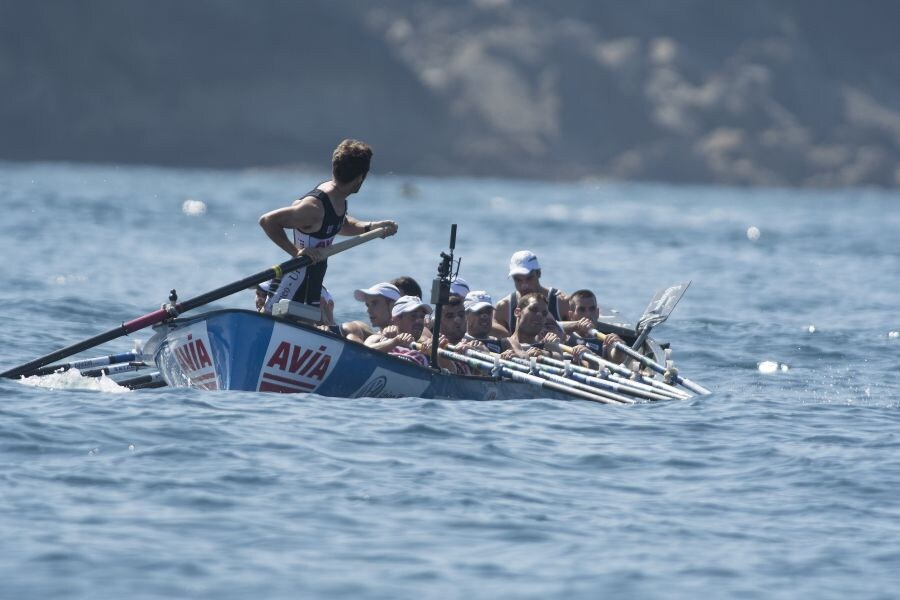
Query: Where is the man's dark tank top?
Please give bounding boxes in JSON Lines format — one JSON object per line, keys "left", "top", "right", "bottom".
{"left": 278, "top": 188, "right": 346, "bottom": 306}
{"left": 567, "top": 334, "right": 603, "bottom": 355}
{"left": 504, "top": 287, "right": 561, "bottom": 332}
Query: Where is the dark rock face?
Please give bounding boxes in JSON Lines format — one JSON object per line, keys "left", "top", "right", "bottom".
{"left": 2, "top": 0, "right": 899, "bottom": 186}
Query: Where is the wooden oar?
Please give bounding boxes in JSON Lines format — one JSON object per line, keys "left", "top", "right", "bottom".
{"left": 584, "top": 330, "right": 711, "bottom": 395}
{"left": 426, "top": 345, "right": 626, "bottom": 405}
{"left": 454, "top": 346, "right": 637, "bottom": 404}
{"left": 1, "top": 228, "right": 389, "bottom": 380}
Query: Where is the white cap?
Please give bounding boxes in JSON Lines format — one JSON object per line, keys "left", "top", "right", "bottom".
{"left": 450, "top": 276, "right": 470, "bottom": 297}
{"left": 464, "top": 290, "right": 493, "bottom": 313}
{"left": 391, "top": 295, "right": 433, "bottom": 317}
{"left": 320, "top": 286, "right": 334, "bottom": 305}
{"left": 508, "top": 250, "right": 541, "bottom": 277}
{"left": 354, "top": 282, "right": 402, "bottom": 302}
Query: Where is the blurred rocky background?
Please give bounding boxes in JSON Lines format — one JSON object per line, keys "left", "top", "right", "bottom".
{"left": 2, "top": 0, "right": 898, "bottom": 187}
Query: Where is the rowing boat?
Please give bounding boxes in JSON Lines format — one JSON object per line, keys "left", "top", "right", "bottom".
{"left": 143, "top": 308, "right": 668, "bottom": 401}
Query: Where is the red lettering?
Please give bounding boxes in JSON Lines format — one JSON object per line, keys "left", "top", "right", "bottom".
{"left": 195, "top": 340, "right": 213, "bottom": 369}
{"left": 307, "top": 355, "right": 331, "bottom": 380}
{"left": 289, "top": 347, "right": 313, "bottom": 373}
{"left": 299, "top": 346, "right": 328, "bottom": 376}
{"left": 299, "top": 352, "right": 321, "bottom": 376}
{"left": 176, "top": 345, "right": 196, "bottom": 371}
{"left": 267, "top": 342, "right": 290, "bottom": 370}
{"left": 188, "top": 342, "right": 200, "bottom": 369}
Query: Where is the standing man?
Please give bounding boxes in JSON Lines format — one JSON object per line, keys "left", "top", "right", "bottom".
{"left": 494, "top": 250, "right": 569, "bottom": 335}
{"left": 259, "top": 139, "right": 398, "bottom": 314}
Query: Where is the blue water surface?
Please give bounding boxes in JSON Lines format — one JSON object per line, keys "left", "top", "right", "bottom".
{"left": 1, "top": 162, "right": 899, "bottom": 599}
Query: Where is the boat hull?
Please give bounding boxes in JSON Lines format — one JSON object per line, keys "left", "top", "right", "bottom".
{"left": 146, "top": 309, "right": 590, "bottom": 401}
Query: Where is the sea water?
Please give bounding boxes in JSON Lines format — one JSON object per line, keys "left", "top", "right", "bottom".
{"left": 1, "top": 162, "right": 899, "bottom": 599}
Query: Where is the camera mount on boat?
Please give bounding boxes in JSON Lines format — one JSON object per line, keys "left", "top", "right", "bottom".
{"left": 429, "top": 224, "right": 459, "bottom": 368}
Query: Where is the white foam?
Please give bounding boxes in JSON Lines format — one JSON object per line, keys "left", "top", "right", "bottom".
{"left": 806, "top": 325, "right": 816, "bottom": 333}
{"left": 182, "top": 199, "right": 207, "bottom": 216}
{"left": 889, "top": 331, "right": 899, "bottom": 339}
{"left": 50, "top": 274, "right": 88, "bottom": 285}
{"left": 758, "top": 360, "right": 788, "bottom": 374}
{"left": 746, "top": 226, "right": 761, "bottom": 241}
{"left": 16, "top": 369, "right": 130, "bottom": 393}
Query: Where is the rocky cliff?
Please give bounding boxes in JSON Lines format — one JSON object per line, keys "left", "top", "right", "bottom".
{"left": 2, "top": 0, "right": 898, "bottom": 186}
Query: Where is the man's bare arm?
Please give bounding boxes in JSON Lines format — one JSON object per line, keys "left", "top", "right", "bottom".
{"left": 339, "top": 215, "right": 399, "bottom": 238}
{"left": 259, "top": 198, "right": 324, "bottom": 256}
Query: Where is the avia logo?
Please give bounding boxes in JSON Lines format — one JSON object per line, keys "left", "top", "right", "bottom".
{"left": 266, "top": 342, "right": 332, "bottom": 381}
{"left": 174, "top": 333, "right": 213, "bottom": 372}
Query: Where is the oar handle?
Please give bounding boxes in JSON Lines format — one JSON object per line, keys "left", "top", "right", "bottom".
{"left": 1, "top": 229, "right": 388, "bottom": 379}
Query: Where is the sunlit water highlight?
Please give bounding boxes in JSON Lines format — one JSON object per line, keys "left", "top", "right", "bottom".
{"left": 1, "top": 162, "right": 900, "bottom": 599}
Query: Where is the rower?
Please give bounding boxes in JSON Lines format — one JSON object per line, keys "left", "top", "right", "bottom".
{"left": 258, "top": 139, "right": 398, "bottom": 316}
{"left": 364, "top": 296, "right": 456, "bottom": 371}
{"left": 334, "top": 282, "right": 402, "bottom": 342}
{"left": 494, "top": 250, "right": 569, "bottom": 335}
{"left": 500, "top": 292, "right": 567, "bottom": 359}
{"left": 562, "top": 289, "right": 626, "bottom": 364}
{"left": 462, "top": 291, "right": 509, "bottom": 354}
{"left": 390, "top": 276, "right": 423, "bottom": 299}
{"left": 449, "top": 276, "right": 470, "bottom": 299}
{"left": 319, "top": 286, "right": 336, "bottom": 326}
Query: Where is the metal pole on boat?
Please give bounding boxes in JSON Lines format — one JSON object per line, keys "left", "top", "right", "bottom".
{"left": 429, "top": 224, "right": 457, "bottom": 369}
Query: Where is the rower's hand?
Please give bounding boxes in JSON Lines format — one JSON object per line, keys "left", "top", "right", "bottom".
{"left": 296, "top": 247, "right": 325, "bottom": 264}
{"left": 394, "top": 333, "right": 415, "bottom": 348}
{"left": 381, "top": 325, "right": 399, "bottom": 339}
{"left": 525, "top": 347, "right": 545, "bottom": 358}
{"left": 574, "top": 318, "right": 594, "bottom": 337}
{"left": 602, "top": 333, "right": 625, "bottom": 363}
{"left": 370, "top": 220, "right": 398, "bottom": 238}
{"left": 500, "top": 349, "right": 517, "bottom": 360}
{"left": 540, "top": 332, "right": 562, "bottom": 347}
{"left": 455, "top": 340, "right": 483, "bottom": 355}
{"left": 571, "top": 344, "right": 589, "bottom": 365}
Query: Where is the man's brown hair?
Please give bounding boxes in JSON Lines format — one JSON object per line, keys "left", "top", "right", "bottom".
{"left": 332, "top": 139, "right": 373, "bottom": 183}
{"left": 518, "top": 292, "right": 548, "bottom": 311}
{"left": 569, "top": 289, "right": 597, "bottom": 305}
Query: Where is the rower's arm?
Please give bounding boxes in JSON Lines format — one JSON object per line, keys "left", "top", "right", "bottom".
{"left": 259, "top": 199, "right": 324, "bottom": 257}
{"left": 364, "top": 334, "right": 399, "bottom": 351}
{"left": 556, "top": 292, "right": 571, "bottom": 322}
{"left": 493, "top": 297, "right": 510, "bottom": 332}
{"left": 339, "top": 215, "right": 399, "bottom": 237}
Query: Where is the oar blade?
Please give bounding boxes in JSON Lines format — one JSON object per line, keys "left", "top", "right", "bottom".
{"left": 636, "top": 281, "right": 691, "bottom": 332}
